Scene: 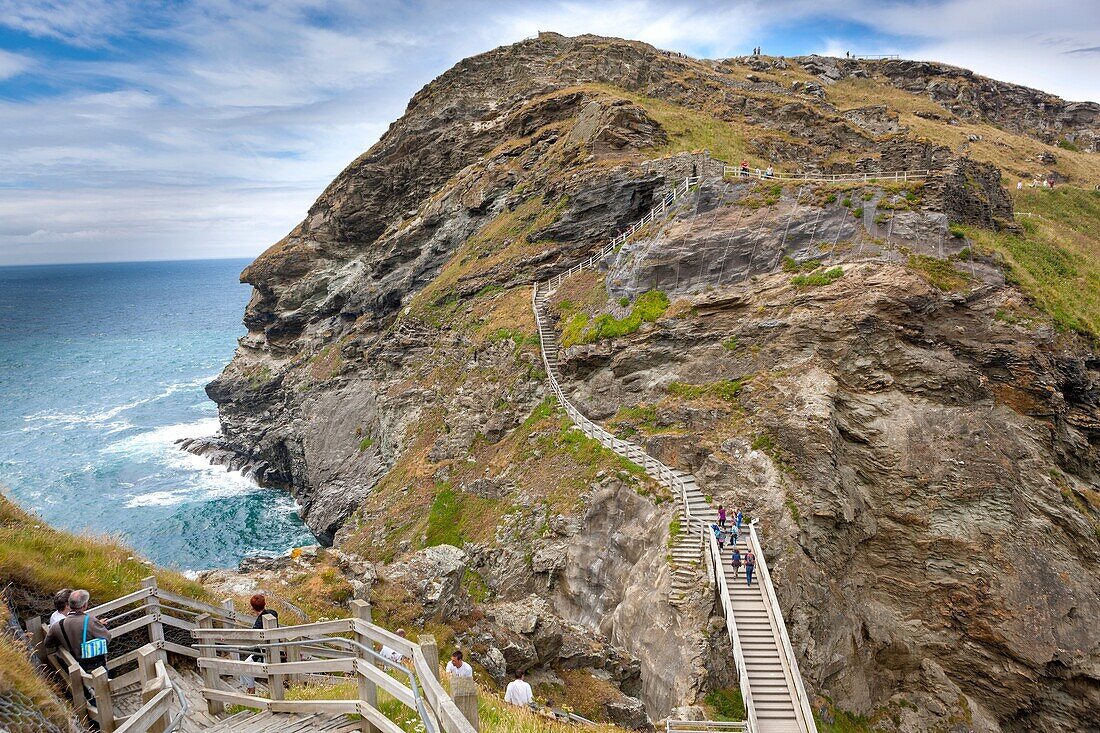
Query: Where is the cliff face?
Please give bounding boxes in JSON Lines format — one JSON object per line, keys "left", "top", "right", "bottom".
{"left": 199, "top": 33, "right": 1100, "bottom": 730}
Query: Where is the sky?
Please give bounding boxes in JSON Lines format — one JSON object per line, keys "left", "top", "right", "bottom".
{"left": 0, "top": 1, "right": 1097, "bottom": 266}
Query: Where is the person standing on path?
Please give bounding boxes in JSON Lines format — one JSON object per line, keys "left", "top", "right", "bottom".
{"left": 43, "top": 590, "right": 110, "bottom": 674}
{"left": 504, "top": 669, "right": 534, "bottom": 707}
{"left": 735, "top": 509, "right": 744, "bottom": 533}
{"left": 446, "top": 651, "right": 474, "bottom": 678}
{"left": 242, "top": 594, "right": 279, "bottom": 694}
{"left": 49, "top": 589, "right": 71, "bottom": 627}
{"left": 717, "top": 505, "right": 727, "bottom": 528}
{"left": 730, "top": 547, "right": 742, "bottom": 576}
{"left": 744, "top": 550, "right": 756, "bottom": 586}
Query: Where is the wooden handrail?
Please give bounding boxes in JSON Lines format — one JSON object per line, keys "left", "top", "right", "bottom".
{"left": 747, "top": 522, "right": 816, "bottom": 732}
{"left": 191, "top": 617, "right": 354, "bottom": 642}
{"left": 193, "top": 611, "right": 477, "bottom": 733}
{"left": 706, "top": 531, "right": 758, "bottom": 732}
{"left": 531, "top": 168, "right": 825, "bottom": 732}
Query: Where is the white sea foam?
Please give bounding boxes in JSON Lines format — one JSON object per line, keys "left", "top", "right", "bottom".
{"left": 115, "top": 416, "right": 267, "bottom": 509}
{"left": 21, "top": 375, "right": 217, "bottom": 433}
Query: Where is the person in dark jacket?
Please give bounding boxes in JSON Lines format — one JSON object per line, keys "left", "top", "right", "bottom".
{"left": 242, "top": 594, "right": 279, "bottom": 693}
{"left": 43, "top": 589, "right": 110, "bottom": 673}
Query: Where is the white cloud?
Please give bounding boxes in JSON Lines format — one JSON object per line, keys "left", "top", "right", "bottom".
{"left": 0, "top": 0, "right": 1096, "bottom": 265}
{"left": 0, "top": 49, "right": 32, "bottom": 80}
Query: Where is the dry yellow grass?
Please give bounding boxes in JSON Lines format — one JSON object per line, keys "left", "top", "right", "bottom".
{"left": 825, "top": 77, "right": 1100, "bottom": 187}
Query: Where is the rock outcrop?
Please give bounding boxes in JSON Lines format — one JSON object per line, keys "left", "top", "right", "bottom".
{"left": 199, "top": 32, "right": 1100, "bottom": 731}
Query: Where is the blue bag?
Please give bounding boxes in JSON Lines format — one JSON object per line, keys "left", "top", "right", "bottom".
{"left": 80, "top": 615, "right": 108, "bottom": 659}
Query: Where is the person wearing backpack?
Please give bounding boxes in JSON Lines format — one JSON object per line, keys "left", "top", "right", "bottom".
{"left": 744, "top": 550, "right": 756, "bottom": 586}
{"left": 43, "top": 589, "right": 111, "bottom": 673}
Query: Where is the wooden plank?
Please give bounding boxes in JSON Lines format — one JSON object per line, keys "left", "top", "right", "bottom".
{"left": 91, "top": 667, "right": 115, "bottom": 732}
{"left": 162, "top": 640, "right": 198, "bottom": 658}
{"left": 159, "top": 614, "right": 196, "bottom": 632}
{"left": 88, "top": 588, "right": 153, "bottom": 618}
{"left": 198, "top": 656, "right": 356, "bottom": 677}
{"left": 155, "top": 589, "right": 248, "bottom": 625}
{"left": 192, "top": 618, "right": 354, "bottom": 642}
{"left": 106, "top": 647, "right": 144, "bottom": 671}
{"left": 352, "top": 659, "right": 415, "bottom": 709}
{"left": 108, "top": 667, "right": 142, "bottom": 692}
{"left": 350, "top": 618, "right": 416, "bottom": 658}
{"left": 114, "top": 688, "right": 172, "bottom": 733}
{"left": 353, "top": 703, "right": 406, "bottom": 733}
{"left": 111, "top": 613, "right": 156, "bottom": 637}
{"left": 268, "top": 700, "right": 358, "bottom": 715}
{"left": 200, "top": 688, "right": 271, "bottom": 710}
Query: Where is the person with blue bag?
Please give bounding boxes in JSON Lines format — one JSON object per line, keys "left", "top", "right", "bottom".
{"left": 43, "top": 589, "right": 111, "bottom": 674}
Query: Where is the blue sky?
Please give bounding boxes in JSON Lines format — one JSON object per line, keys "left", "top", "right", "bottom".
{"left": 0, "top": 0, "right": 1097, "bottom": 266}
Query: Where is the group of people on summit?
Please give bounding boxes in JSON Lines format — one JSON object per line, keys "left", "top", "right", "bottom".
{"left": 711, "top": 506, "right": 757, "bottom": 586}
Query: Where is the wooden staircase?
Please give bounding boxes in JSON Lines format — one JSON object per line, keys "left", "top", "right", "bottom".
{"left": 530, "top": 174, "right": 819, "bottom": 733}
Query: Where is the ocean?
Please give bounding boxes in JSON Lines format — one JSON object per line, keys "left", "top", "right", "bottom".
{"left": 0, "top": 259, "right": 314, "bottom": 571}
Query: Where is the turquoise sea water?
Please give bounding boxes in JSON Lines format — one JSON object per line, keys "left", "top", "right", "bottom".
{"left": 0, "top": 259, "right": 314, "bottom": 571}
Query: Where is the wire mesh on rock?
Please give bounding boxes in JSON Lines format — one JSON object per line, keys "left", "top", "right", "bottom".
{"left": 0, "top": 689, "right": 78, "bottom": 733}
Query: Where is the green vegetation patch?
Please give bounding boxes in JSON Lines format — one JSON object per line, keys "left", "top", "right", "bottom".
{"left": 908, "top": 255, "right": 971, "bottom": 292}
{"left": 970, "top": 188, "right": 1100, "bottom": 337}
{"left": 782, "top": 256, "right": 823, "bottom": 273}
{"left": 0, "top": 494, "right": 205, "bottom": 606}
{"left": 561, "top": 290, "right": 670, "bottom": 346}
{"left": 704, "top": 688, "right": 748, "bottom": 721}
{"left": 668, "top": 377, "right": 750, "bottom": 403}
{"left": 425, "top": 484, "right": 465, "bottom": 548}
{"left": 791, "top": 267, "right": 844, "bottom": 287}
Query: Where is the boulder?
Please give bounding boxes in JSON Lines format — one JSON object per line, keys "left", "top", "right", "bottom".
{"left": 379, "top": 545, "right": 470, "bottom": 620}
{"left": 604, "top": 696, "right": 652, "bottom": 731}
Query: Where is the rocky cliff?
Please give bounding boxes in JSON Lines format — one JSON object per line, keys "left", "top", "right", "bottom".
{"left": 196, "top": 33, "right": 1100, "bottom": 731}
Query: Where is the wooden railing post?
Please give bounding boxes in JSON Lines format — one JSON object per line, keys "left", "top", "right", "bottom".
{"left": 351, "top": 600, "right": 379, "bottom": 733}
{"left": 67, "top": 661, "right": 88, "bottom": 721}
{"left": 137, "top": 644, "right": 168, "bottom": 733}
{"left": 451, "top": 676, "right": 480, "bottom": 731}
{"left": 196, "top": 613, "right": 223, "bottom": 716}
{"left": 26, "top": 616, "right": 45, "bottom": 664}
{"left": 262, "top": 614, "right": 284, "bottom": 701}
{"left": 418, "top": 634, "right": 440, "bottom": 683}
{"left": 141, "top": 577, "right": 165, "bottom": 648}
{"left": 91, "top": 666, "right": 116, "bottom": 732}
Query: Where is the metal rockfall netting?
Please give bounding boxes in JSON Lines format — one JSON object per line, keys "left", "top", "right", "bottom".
{"left": 0, "top": 689, "right": 78, "bottom": 733}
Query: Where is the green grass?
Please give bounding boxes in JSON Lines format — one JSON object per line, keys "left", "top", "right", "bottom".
{"left": 721, "top": 336, "right": 739, "bottom": 351}
{"left": 668, "top": 377, "right": 750, "bottom": 403}
{"left": 667, "top": 517, "right": 682, "bottom": 547}
{"left": 0, "top": 605, "right": 71, "bottom": 730}
{"left": 0, "top": 493, "right": 205, "bottom": 606}
{"left": 1057, "top": 139, "right": 1080, "bottom": 152}
{"left": 907, "top": 255, "right": 971, "bottom": 291}
{"left": 425, "top": 484, "right": 465, "bottom": 547}
{"left": 358, "top": 437, "right": 375, "bottom": 452}
{"left": 751, "top": 433, "right": 775, "bottom": 452}
{"left": 969, "top": 188, "right": 1100, "bottom": 337}
{"left": 704, "top": 688, "right": 747, "bottom": 721}
{"left": 561, "top": 290, "right": 670, "bottom": 346}
{"left": 782, "top": 256, "right": 823, "bottom": 273}
{"left": 791, "top": 267, "right": 844, "bottom": 287}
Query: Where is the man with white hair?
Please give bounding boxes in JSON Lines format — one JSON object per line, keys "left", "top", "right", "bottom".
{"left": 43, "top": 589, "right": 111, "bottom": 673}
{"left": 379, "top": 628, "right": 408, "bottom": 664}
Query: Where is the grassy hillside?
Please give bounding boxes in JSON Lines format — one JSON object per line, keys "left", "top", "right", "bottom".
{"left": 0, "top": 491, "right": 205, "bottom": 611}
{"left": 965, "top": 187, "right": 1100, "bottom": 337}
{"left": 0, "top": 604, "right": 72, "bottom": 732}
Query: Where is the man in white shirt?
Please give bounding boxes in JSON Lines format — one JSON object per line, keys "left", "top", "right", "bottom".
{"left": 504, "top": 669, "right": 533, "bottom": 707}
{"left": 49, "top": 589, "right": 71, "bottom": 627}
{"left": 379, "top": 628, "right": 408, "bottom": 664}
{"left": 445, "top": 650, "right": 473, "bottom": 678}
